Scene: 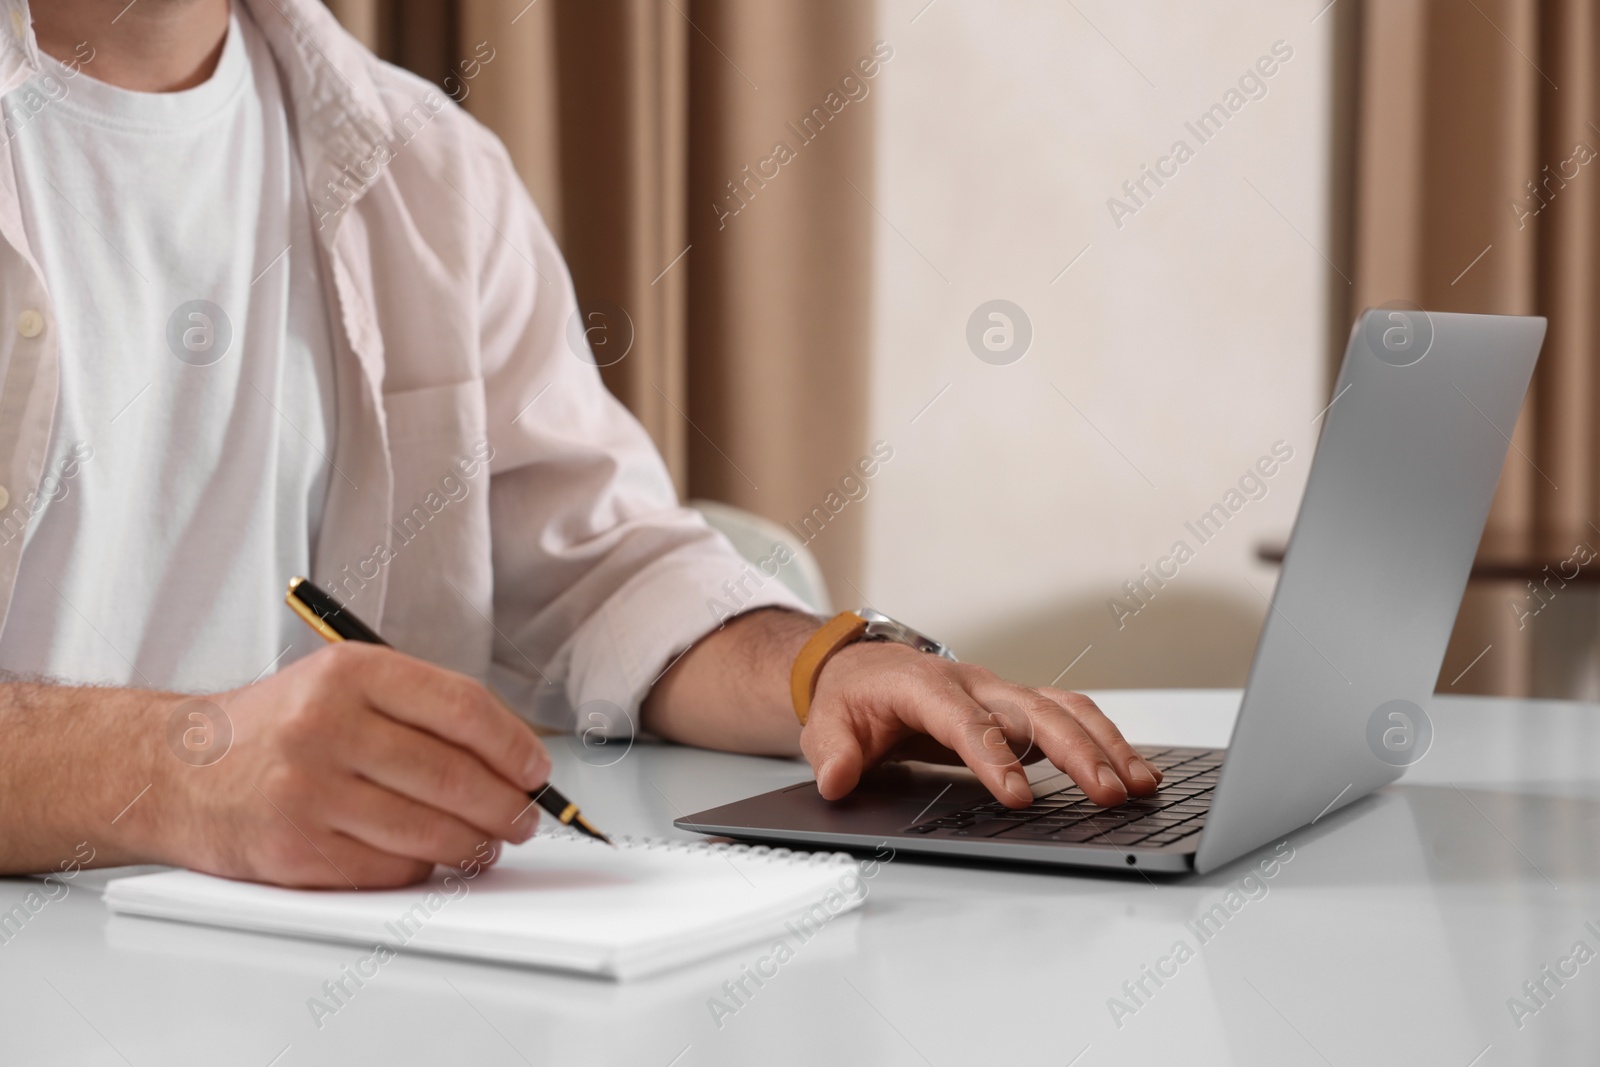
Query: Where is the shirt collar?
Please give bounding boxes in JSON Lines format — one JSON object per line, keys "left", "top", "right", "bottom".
{"left": 0, "top": 0, "right": 43, "bottom": 95}
{"left": 240, "top": 0, "right": 393, "bottom": 243}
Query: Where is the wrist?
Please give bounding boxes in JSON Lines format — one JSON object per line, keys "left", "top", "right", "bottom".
{"left": 789, "top": 609, "right": 956, "bottom": 726}
{"left": 789, "top": 611, "right": 869, "bottom": 726}
{"left": 106, "top": 690, "right": 195, "bottom": 867}
{"left": 720, "top": 607, "right": 823, "bottom": 733}
{"left": 641, "top": 607, "right": 823, "bottom": 753}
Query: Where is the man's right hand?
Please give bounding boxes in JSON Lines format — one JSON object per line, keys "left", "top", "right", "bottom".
{"left": 132, "top": 642, "right": 551, "bottom": 888}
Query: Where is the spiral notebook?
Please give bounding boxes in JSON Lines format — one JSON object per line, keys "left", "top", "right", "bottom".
{"left": 102, "top": 831, "right": 865, "bottom": 980}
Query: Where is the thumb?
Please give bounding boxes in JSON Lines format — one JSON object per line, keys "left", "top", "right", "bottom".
{"left": 801, "top": 714, "right": 866, "bottom": 801}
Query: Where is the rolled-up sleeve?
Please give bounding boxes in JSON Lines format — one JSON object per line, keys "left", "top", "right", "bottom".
{"left": 466, "top": 132, "right": 807, "bottom": 734}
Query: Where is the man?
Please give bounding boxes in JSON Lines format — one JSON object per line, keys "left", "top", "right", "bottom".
{"left": 0, "top": 0, "right": 1160, "bottom": 887}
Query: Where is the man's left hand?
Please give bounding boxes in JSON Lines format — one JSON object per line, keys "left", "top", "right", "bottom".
{"left": 803, "top": 639, "right": 1162, "bottom": 808}
{"left": 643, "top": 609, "right": 1162, "bottom": 809}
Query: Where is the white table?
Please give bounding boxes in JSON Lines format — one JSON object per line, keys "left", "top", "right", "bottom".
{"left": 3, "top": 690, "right": 1598, "bottom": 1066}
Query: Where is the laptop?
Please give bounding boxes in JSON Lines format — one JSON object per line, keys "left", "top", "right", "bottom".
{"left": 677, "top": 309, "right": 1547, "bottom": 874}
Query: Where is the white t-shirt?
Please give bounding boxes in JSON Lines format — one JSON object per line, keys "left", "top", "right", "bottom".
{"left": 0, "top": 7, "right": 337, "bottom": 691}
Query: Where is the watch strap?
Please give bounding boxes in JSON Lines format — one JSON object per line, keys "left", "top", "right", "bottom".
{"left": 789, "top": 611, "right": 868, "bottom": 726}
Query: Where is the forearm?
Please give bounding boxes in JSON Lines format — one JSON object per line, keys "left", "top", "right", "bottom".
{"left": 0, "top": 681, "right": 180, "bottom": 873}
{"left": 641, "top": 608, "right": 819, "bottom": 756}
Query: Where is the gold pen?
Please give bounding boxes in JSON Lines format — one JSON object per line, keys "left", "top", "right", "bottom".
{"left": 285, "top": 577, "right": 613, "bottom": 846}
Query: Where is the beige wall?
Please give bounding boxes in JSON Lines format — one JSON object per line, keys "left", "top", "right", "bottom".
{"left": 858, "top": 0, "right": 1332, "bottom": 690}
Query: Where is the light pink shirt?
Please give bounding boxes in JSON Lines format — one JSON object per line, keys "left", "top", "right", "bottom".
{"left": 0, "top": 0, "right": 805, "bottom": 730}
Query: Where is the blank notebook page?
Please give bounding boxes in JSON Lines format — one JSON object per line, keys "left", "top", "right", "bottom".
{"left": 103, "top": 831, "right": 865, "bottom": 980}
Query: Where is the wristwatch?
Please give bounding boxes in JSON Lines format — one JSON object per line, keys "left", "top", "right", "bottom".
{"left": 789, "top": 609, "right": 957, "bottom": 726}
{"left": 856, "top": 608, "right": 957, "bottom": 661}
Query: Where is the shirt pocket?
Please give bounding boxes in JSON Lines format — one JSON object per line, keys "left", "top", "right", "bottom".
{"left": 379, "top": 379, "right": 494, "bottom": 672}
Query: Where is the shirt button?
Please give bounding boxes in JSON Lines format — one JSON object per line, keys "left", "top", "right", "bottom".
{"left": 0, "top": 485, "right": 10, "bottom": 510}
{"left": 16, "top": 309, "right": 43, "bottom": 338}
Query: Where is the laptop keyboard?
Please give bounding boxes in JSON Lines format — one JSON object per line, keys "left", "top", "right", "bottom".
{"left": 902, "top": 747, "right": 1222, "bottom": 849}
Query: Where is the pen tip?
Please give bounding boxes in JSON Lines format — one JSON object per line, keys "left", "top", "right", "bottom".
{"left": 575, "top": 815, "right": 614, "bottom": 846}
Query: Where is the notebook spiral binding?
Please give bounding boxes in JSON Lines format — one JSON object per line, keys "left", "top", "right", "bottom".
{"left": 534, "top": 825, "right": 857, "bottom": 867}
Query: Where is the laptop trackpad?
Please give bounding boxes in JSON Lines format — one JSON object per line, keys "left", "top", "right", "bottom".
{"left": 707, "top": 762, "right": 1037, "bottom": 837}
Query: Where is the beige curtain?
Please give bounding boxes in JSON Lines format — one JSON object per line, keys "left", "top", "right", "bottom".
{"left": 324, "top": 0, "right": 876, "bottom": 598}
{"left": 1353, "top": 0, "right": 1600, "bottom": 695}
